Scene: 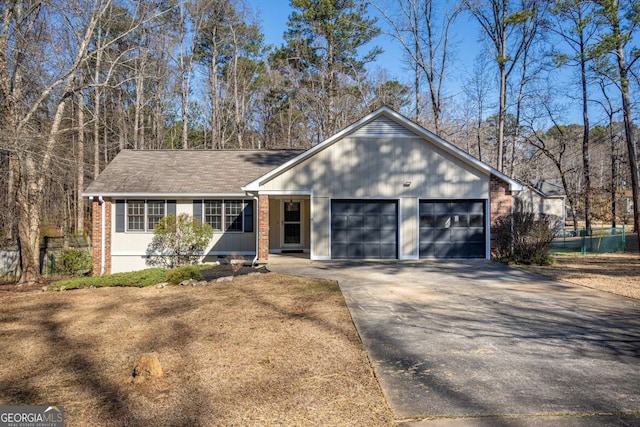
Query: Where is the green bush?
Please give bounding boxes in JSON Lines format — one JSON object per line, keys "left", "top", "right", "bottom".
{"left": 49, "top": 268, "right": 168, "bottom": 290}
{"left": 164, "top": 265, "right": 205, "bottom": 285}
{"left": 147, "top": 213, "right": 214, "bottom": 267}
{"left": 58, "top": 248, "right": 92, "bottom": 275}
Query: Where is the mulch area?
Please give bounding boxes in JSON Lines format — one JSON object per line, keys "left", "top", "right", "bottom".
{"left": 200, "top": 264, "right": 269, "bottom": 281}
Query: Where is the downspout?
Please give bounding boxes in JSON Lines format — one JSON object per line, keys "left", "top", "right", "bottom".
{"left": 252, "top": 194, "right": 259, "bottom": 266}
{"left": 99, "top": 196, "right": 106, "bottom": 275}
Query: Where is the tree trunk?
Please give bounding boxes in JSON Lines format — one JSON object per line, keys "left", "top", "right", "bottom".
{"left": 610, "top": 120, "right": 617, "bottom": 228}
{"left": 93, "top": 32, "right": 102, "bottom": 179}
{"left": 497, "top": 60, "right": 506, "bottom": 172}
{"left": 15, "top": 154, "right": 42, "bottom": 282}
{"left": 77, "top": 73, "right": 85, "bottom": 234}
{"left": 617, "top": 56, "right": 640, "bottom": 246}
{"left": 579, "top": 24, "right": 591, "bottom": 234}
{"left": 610, "top": 1, "right": 640, "bottom": 249}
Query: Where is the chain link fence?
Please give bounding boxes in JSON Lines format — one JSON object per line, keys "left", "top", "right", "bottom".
{"left": 551, "top": 226, "right": 626, "bottom": 254}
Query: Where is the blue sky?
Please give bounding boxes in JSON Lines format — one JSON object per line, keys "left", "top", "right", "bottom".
{"left": 248, "top": 0, "right": 429, "bottom": 79}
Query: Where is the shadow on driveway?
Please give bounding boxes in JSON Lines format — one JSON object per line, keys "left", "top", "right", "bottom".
{"left": 270, "top": 260, "right": 640, "bottom": 425}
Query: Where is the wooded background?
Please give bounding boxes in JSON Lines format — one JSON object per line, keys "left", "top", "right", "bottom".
{"left": 1, "top": 0, "right": 639, "bottom": 281}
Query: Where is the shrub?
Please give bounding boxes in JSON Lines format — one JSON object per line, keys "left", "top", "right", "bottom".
{"left": 147, "top": 213, "right": 213, "bottom": 268}
{"left": 164, "top": 265, "right": 205, "bottom": 285}
{"left": 49, "top": 268, "right": 168, "bottom": 290}
{"left": 493, "top": 209, "right": 561, "bottom": 265}
{"left": 58, "top": 248, "right": 92, "bottom": 276}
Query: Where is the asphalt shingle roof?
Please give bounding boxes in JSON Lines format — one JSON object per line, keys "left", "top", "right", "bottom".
{"left": 83, "top": 149, "right": 304, "bottom": 195}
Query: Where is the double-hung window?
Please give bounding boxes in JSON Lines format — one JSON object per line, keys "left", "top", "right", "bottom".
{"left": 204, "top": 200, "right": 222, "bottom": 231}
{"left": 116, "top": 200, "right": 174, "bottom": 232}
{"left": 127, "top": 200, "right": 145, "bottom": 231}
{"left": 147, "top": 201, "right": 165, "bottom": 230}
{"left": 199, "top": 200, "right": 253, "bottom": 232}
{"left": 225, "top": 200, "right": 244, "bottom": 231}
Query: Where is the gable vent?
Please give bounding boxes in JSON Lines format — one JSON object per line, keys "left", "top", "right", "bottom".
{"left": 351, "top": 116, "right": 417, "bottom": 138}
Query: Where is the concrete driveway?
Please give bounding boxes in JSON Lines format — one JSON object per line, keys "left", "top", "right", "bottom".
{"left": 269, "top": 260, "right": 640, "bottom": 426}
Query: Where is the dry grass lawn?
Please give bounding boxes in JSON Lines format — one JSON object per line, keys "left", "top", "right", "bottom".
{"left": 525, "top": 253, "right": 640, "bottom": 300}
{"left": 0, "top": 273, "right": 393, "bottom": 426}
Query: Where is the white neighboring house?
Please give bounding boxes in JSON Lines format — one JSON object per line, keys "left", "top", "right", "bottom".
{"left": 84, "top": 107, "right": 562, "bottom": 274}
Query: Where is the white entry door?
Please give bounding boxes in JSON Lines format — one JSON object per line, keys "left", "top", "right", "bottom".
{"left": 282, "top": 200, "right": 302, "bottom": 249}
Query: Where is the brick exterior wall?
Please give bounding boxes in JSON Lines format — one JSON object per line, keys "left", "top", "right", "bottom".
{"left": 489, "top": 175, "right": 512, "bottom": 256}
{"left": 257, "top": 195, "right": 270, "bottom": 261}
{"left": 91, "top": 197, "right": 112, "bottom": 275}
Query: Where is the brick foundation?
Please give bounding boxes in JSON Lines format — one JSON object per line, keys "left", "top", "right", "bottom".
{"left": 489, "top": 175, "right": 512, "bottom": 256}
{"left": 91, "top": 197, "right": 112, "bottom": 275}
{"left": 257, "top": 195, "right": 270, "bottom": 261}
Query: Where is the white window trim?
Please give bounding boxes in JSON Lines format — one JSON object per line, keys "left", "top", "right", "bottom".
{"left": 201, "top": 199, "right": 252, "bottom": 233}
{"left": 125, "top": 199, "right": 168, "bottom": 233}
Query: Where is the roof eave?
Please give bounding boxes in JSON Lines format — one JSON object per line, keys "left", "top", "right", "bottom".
{"left": 82, "top": 192, "right": 249, "bottom": 198}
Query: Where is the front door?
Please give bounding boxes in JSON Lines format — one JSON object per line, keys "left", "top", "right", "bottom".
{"left": 282, "top": 200, "right": 302, "bottom": 249}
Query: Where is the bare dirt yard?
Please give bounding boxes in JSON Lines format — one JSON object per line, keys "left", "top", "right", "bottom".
{"left": 525, "top": 253, "right": 640, "bottom": 300}
{"left": 0, "top": 273, "right": 393, "bottom": 426}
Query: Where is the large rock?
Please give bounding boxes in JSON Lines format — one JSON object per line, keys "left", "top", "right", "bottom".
{"left": 132, "top": 352, "right": 163, "bottom": 383}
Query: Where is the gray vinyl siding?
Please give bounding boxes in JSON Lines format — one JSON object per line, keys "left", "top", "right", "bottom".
{"left": 260, "top": 137, "right": 489, "bottom": 199}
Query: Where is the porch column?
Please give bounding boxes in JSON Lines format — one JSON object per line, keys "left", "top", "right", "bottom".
{"left": 489, "top": 175, "right": 512, "bottom": 257}
{"left": 257, "top": 195, "right": 270, "bottom": 261}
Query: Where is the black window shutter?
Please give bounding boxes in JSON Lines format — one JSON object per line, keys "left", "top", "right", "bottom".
{"left": 167, "top": 200, "right": 176, "bottom": 216}
{"left": 244, "top": 200, "right": 254, "bottom": 232}
{"left": 115, "top": 200, "right": 125, "bottom": 232}
{"left": 193, "top": 200, "right": 203, "bottom": 223}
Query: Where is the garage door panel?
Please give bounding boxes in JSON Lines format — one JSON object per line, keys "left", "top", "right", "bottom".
{"left": 434, "top": 203, "right": 450, "bottom": 214}
{"left": 365, "top": 215, "right": 381, "bottom": 228}
{"left": 419, "top": 200, "right": 486, "bottom": 258}
{"left": 434, "top": 228, "right": 451, "bottom": 240}
{"left": 332, "top": 243, "right": 347, "bottom": 258}
{"left": 467, "top": 243, "right": 485, "bottom": 257}
{"left": 331, "top": 200, "right": 397, "bottom": 259}
{"left": 348, "top": 215, "right": 365, "bottom": 228}
{"left": 380, "top": 203, "right": 396, "bottom": 215}
{"left": 419, "top": 242, "right": 435, "bottom": 257}
{"left": 434, "top": 243, "right": 453, "bottom": 257}
{"left": 380, "top": 244, "right": 397, "bottom": 258}
{"left": 347, "top": 243, "right": 365, "bottom": 258}
{"left": 348, "top": 228, "right": 365, "bottom": 242}
{"left": 364, "top": 203, "right": 381, "bottom": 214}
{"left": 381, "top": 215, "right": 396, "bottom": 228}
{"left": 380, "top": 228, "right": 397, "bottom": 242}
{"left": 333, "top": 228, "right": 348, "bottom": 242}
{"left": 469, "top": 201, "right": 484, "bottom": 212}
{"left": 364, "top": 230, "right": 381, "bottom": 243}
{"left": 332, "top": 215, "right": 348, "bottom": 228}
{"left": 469, "top": 228, "right": 484, "bottom": 242}
{"left": 363, "top": 245, "right": 380, "bottom": 258}
{"left": 450, "top": 229, "right": 468, "bottom": 241}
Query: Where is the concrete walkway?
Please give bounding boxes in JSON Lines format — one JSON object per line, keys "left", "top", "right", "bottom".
{"left": 269, "top": 260, "right": 640, "bottom": 426}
